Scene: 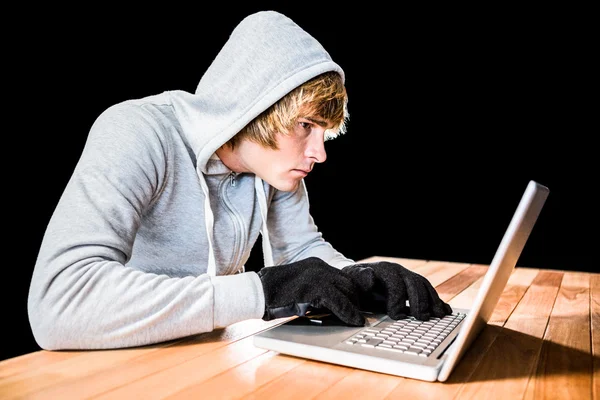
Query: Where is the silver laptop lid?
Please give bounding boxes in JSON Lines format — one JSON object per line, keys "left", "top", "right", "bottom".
{"left": 437, "top": 180, "right": 549, "bottom": 381}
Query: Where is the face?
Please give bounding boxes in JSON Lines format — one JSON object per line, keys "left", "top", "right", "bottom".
{"left": 235, "top": 117, "right": 332, "bottom": 192}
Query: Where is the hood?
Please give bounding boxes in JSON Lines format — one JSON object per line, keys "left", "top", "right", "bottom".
{"left": 170, "top": 10, "right": 345, "bottom": 173}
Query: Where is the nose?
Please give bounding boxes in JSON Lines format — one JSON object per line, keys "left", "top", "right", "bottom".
{"left": 306, "top": 129, "right": 327, "bottom": 163}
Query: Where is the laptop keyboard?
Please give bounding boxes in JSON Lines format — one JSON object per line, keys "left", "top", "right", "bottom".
{"left": 344, "top": 312, "right": 466, "bottom": 357}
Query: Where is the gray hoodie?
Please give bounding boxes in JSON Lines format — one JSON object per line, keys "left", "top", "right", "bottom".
{"left": 28, "top": 11, "right": 355, "bottom": 350}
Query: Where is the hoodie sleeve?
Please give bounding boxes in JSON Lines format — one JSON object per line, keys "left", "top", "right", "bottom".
{"left": 265, "top": 180, "right": 355, "bottom": 269}
{"left": 27, "top": 103, "right": 264, "bottom": 351}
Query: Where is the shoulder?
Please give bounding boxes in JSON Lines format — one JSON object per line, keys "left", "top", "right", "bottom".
{"left": 92, "top": 94, "right": 173, "bottom": 138}
{"left": 87, "top": 94, "right": 179, "bottom": 158}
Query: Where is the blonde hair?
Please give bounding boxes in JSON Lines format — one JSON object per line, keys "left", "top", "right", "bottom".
{"left": 227, "top": 71, "right": 349, "bottom": 149}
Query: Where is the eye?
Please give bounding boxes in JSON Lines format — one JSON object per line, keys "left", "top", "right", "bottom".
{"left": 294, "top": 121, "right": 313, "bottom": 137}
{"left": 298, "top": 121, "right": 311, "bottom": 130}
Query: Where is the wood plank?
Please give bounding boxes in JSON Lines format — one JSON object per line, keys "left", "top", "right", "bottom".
{"left": 524, "top": 272, "right": 592, "bottom": 399}
{"left": 0, "top": 344, "right": 167, "bottom": 399}
{"left": 411, "top": 261, "right": 471, "bottom": 287}
{"left": 312, "top": 369, "right": 400, "bottom": 399}
{"left": 233, "top": 359, "right": 356, "bottom": 400}
{"left": 449, "top": 267, "right": 538, "bottom": 313}
{"left": 592, "top": 275, "right": 600, "bottom": 400}
{"left": 0, "top": 318, "right": 283, "bottom": 400}
{"left": 489, "top": 267, "right": 539, "bottom": 325}
{"left": 435, "top": 264, "right": 489, "bottom": 303}
{"left": 453, "top": 270, "right": 564, "bottom": 399}
{"left": 0, "top": 350, "right": 81, "bottom": 380}
{"left": 94, "top": 336, "right": 270, "bottom": 399}
{"left": 166, "top": 352, "right": 308, "bottom": 399}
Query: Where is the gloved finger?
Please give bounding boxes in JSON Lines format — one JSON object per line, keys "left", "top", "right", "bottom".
{"left": 423, "top": 281, "right": 453, "bottom": 317}
{"left": 329, "top": 272, "right": 365, "bottom": 302}
{"left": 380, "top": 275, "right": 410, "bottom": 320}
{"left": 404, "top": 277, "right": 431, "bottom": 321}
{"left": 344, "top": 265, "right": 376, "bottom": 292}
{"left": 317, "top": 288, "right": 365, "bottom": 327}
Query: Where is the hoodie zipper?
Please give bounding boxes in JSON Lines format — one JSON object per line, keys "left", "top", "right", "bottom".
{"left": 220, "top": 172, "right": 245, "bottom": 274}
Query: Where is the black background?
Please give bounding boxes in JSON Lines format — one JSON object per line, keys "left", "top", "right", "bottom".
{"left": 6, "top": 4, "right": 595, "bottom": 361}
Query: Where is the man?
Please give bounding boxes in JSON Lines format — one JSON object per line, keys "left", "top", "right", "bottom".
{"left": 28, "top": 10, "right": 451, "bottom": 350}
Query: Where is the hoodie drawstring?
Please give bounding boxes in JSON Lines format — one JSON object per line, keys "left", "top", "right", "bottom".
{"left": 255, "top": 176, "right": 274, "bottom": 267}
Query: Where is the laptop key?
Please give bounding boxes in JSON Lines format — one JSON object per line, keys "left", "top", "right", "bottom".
{"left": 361, "top": 338, "right": 384, "bottom": 347}
{"left": 379, "top": 346, "right": 404, "bottom": 353}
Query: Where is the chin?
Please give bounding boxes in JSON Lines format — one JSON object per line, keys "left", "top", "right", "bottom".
{"left": 272, "top": 179, "right": 301, "bottom": 192}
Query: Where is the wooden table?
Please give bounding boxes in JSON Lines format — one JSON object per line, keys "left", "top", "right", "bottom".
{"left": 2, "top": 257, "right": 599, "bottom": 399}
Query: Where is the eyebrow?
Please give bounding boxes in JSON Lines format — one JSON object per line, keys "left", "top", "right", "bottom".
{"left": 303, "top": 117, "right": 331, "bottom": 128}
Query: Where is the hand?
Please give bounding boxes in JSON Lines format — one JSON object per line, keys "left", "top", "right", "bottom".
{"left": 342, "top": 261, "right": 452, "bottom": 321}
{"left": 257, "top": 257, "right": 365, "bottom": 326}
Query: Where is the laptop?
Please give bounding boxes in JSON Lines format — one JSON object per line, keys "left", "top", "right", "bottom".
{"left": 253, "top": 180, "right": 550, "bottom": 382}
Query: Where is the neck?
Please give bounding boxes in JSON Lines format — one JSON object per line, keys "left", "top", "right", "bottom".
{"left": 215, "top": 145, "right": 245, "bottom": 173}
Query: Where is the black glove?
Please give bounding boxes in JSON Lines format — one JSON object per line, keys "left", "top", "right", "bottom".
{"left": 342, "top": 261, "right": 452, "bottom": 321}
{"left": 257, "top": 257, "right": 365, "bottom": 326}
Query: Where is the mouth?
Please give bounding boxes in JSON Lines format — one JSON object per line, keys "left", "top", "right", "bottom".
{"left": 292, "top": 169, "right": 310, "bottom": 177}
